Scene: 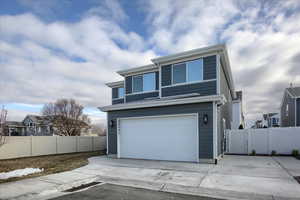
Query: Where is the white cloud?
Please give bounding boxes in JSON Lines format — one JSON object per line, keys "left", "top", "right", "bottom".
{"left": 2, "top": 0, "right": 300, "bottom": 127}
{"left": 0, "top": 13, "right": 156, "bottom": 110}
{"left": 142, "top": 0, "right": 300, "bottom": 125}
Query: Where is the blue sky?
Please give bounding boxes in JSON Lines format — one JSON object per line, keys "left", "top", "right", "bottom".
{"left": 1, "top": 0, "right": 300, "bottom": 126}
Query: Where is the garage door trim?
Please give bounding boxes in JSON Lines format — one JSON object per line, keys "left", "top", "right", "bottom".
{"left": 116, "top": 113, "right": 199, "bottom": 162}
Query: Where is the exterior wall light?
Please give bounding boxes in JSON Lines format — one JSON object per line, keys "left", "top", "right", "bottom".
{"left": 203, "top": 114, "right": 208, "bottom": 125}
{"left": 109, "top": 120, "right": 114, "bottom": 127}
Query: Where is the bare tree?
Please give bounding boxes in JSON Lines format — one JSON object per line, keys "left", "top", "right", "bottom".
{"left": 0, "top": 106, "right": 7, "bottom": 146}
{"left": 42, "top": 99, "right": 91, "bottom": 136}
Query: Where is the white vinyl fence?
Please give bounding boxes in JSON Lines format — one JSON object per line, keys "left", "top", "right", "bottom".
{"left": 0, "top": 136, "right": 106, "bottom": 160}
{"left": 226, "top": 127, "right": 300, "bottom": 155}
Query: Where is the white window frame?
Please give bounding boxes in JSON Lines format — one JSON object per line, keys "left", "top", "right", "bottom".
{"left": 131, "top": 72, "right": 157, "bottom": 95}
{"left": 170, "top": 58, "right": 204, "bottom": 87}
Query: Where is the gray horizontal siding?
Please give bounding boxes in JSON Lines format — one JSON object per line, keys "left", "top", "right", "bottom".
{"left": 126, "top": 91, "right": 159, "bottom": 102}
{"left": 155, "top": 71, "right": 159, "bottom": 90}
{"left": 112, "top": 88, "right": 118, "bottom": 99}
{"left": 107, "top": 102, "right": 213, "bottom": 159}
{"left": 281, "top": 92, "right": 296, "bottom": 127}
{"left": 297, "top": 98, "right": 300, "bottom": 126}
{"left": 203, "top": 55, "right": 216, "bottom": 80}
{"left": 112, "top": 98, "right": 124, "bottom": 104}
{"left": 162, "top": 81, "right": 216, "bottom": 97}
{"left": 125, "top": 76, "right": 132, "bottom": 94}
{"left": 161, "top": 65, "right": 172, "bottom": 86}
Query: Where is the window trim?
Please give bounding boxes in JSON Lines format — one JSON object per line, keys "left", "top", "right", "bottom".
{"left": 170, "top": 58, "right": 204, "bottom": 86}
{"left": 162, "top": 78, "right": 216, "bottom": 88}
{"left": 131, "top": 72, "right": 157, "bottom": 95}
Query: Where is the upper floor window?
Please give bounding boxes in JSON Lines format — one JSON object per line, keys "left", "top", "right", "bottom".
{"left": 133, "top": 72, "right": 156, "bottom": 93}
{"left": 172, "top": 59, "right": 203, "bottom": 85}
{"left": 286, "top": 104, "right": 289, "bottom": 116}
{"left": 118, "top": 87, "right": 124, "bottom": 98}
{"left": 113, "top": 87, "right": 124, "bottom": 99}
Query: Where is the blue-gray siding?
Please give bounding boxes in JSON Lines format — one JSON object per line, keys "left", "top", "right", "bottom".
{"left": 112, "top": 88, "right": 118, "bottom": 99}
{"left": 281, "top": 92, "right": 296, "bottom": 127}
{"left": 203, "top": 55, "right": 217, "bottom": 80}
{"left": 162, "top": 81, "right": 216, "bottom": 97}
{"left": 161, "top": 65, "right": 172, "bottom": 86}
{"left": 126, "top": 91, "right": 159, "bottom": 102}
{"left": 217, "top": 61, "right": 232, "bottom": 155}
{"left": 125, "top": 76, "right": 132, "bottom": 94}
{"left": 107, "top": 102, "right": 214, "bottom": 159}
{"left": 297, "top": 98, "right": 300, "bottom": 126}
{"left": 112, "top": 98, "right": 124, "bottom": 104}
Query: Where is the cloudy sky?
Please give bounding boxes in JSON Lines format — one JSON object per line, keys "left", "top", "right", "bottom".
{"left": 1, "top": 0, "right": 300, "bottom": 126}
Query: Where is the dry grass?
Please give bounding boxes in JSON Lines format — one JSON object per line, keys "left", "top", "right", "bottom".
{"left": 0, "top": 151, "right": 105, "bottom": 184}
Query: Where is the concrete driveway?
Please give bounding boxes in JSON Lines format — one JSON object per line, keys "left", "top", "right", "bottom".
{"left": 1, "top": 155, "right": 300, "bottom": 200}
{"left": 71, "top": 155, "right": 300, "bottom": 199}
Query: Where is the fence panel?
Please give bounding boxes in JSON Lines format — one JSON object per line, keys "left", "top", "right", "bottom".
{"left": 0, "top": 136, "right": 106, "bottom": 160}
{"left": 269, "top": 127, "right": 300, "bottom": 154}
{"left": 226, "top": 130, "right": 248, "bottom": 154}
{"left": 57, "top": 136, "right": 77, "bottom": 154}
{"left": 32, "top": 136, "right": 57, "bottom": 156}
{"left": 227, "top": 127, "right": 300, "bottom": 155}
{"left": 249, "top": 129, "right": 269, "bottom": 154}
{"left": 0, "top": 137, "right": 31, "bottom": 159}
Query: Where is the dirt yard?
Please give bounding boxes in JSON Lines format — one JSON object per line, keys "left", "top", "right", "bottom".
{"left": 0, "top": 151, "right": 104, "bottom": 183}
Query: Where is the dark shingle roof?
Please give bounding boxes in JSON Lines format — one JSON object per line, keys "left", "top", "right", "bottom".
{"left": 6, "top": 121, "right": 25, "bottom": 127}
{"left": 286, "top": 87, "right": 300, "bottom": 97}
{"left": 26, "top": 115, "right": 52, "bottom": 125}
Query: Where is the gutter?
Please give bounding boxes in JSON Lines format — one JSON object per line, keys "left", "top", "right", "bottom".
{"left": 99, "top": 95, "right": 226, "bottom": 112}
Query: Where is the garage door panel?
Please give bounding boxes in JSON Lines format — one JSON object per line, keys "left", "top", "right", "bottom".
{"left": 119, "top": 114, "right": 198, "bottom": 162}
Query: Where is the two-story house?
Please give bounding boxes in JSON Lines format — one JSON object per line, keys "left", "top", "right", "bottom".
{"left": 280, "top": 86, "right": 300, "bottom": 127}
{"left": 99, "top": 44, "right": 236, "bottom": 163}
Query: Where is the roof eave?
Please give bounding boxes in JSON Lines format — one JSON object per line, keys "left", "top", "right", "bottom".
{"left": 105, "top": 81, "right": 124, "bottom": 88}
{"left": 117, "top": 64, "right": 158, "bottom": 77}
{"left": 99, "top": 95, "right": 226, "bottom": 112}
{"left": 151, "top": 44, "right": 226, "bottom": 64}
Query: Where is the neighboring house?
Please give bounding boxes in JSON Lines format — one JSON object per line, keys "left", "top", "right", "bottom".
{"left": 231, "top": 91, "right": 245, "bottom": 129}
{"left": 99, "top": 44, "right": 236, "bottom": 163}
{"left": 252, "top": 120, "right": 263, "bottom": 129}
{"left": 280, "top": 87, "right": 300, "bottom": 127}
{"left": 23, "top": 115, "right": 54, "bottom": 136}
{"left": 262, "top": 113, "right": 280, "bottom": 128}
{"left": 5, "top": 121, "right": 26, "bottom": 136}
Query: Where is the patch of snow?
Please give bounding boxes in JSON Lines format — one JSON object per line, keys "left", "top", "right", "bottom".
{"left": 0, "top": 168, "right": 44, "bottom": 179}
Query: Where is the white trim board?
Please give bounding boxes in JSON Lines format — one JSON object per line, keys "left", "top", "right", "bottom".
{"left": 161, "top": 79, "right": 216, "bottom": 88}
{"left": 99, "top": 95, "right": 226, "bottom": 112}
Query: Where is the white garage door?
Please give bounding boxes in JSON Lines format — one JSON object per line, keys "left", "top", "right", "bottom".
{"left": 118, "top": 114, "right": 199, "bottom": 162}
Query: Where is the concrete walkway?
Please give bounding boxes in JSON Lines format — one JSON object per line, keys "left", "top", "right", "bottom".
{"left": 0, "top": 155, "right": 300, "bottom": 200}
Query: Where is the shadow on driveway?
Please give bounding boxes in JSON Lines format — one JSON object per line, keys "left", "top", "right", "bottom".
{"left": 51, "top": 183, "right": 223, "bottom": 200}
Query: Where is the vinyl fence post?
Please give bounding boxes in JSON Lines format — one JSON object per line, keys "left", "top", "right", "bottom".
{"left": 267, "top": 128, "right": 270, "bottom": 155}
{"left": 56, "top": 136, "right": 58, "bottom": 154}
{"left": 92, "top": 137, "right": 95, "bottom": 151}
{"left": 30, "top": 135, "right": 33, "bottom": 156}
{"left": 247, "top": 129, "right": 251, "bottom": 155}
{"left": 76, "top": 136, "right": 79, "bottom": 152}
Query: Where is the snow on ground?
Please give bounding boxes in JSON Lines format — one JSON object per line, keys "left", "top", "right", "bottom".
{"left": 0, "top": 168, "right": 44, "bottom": 179}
